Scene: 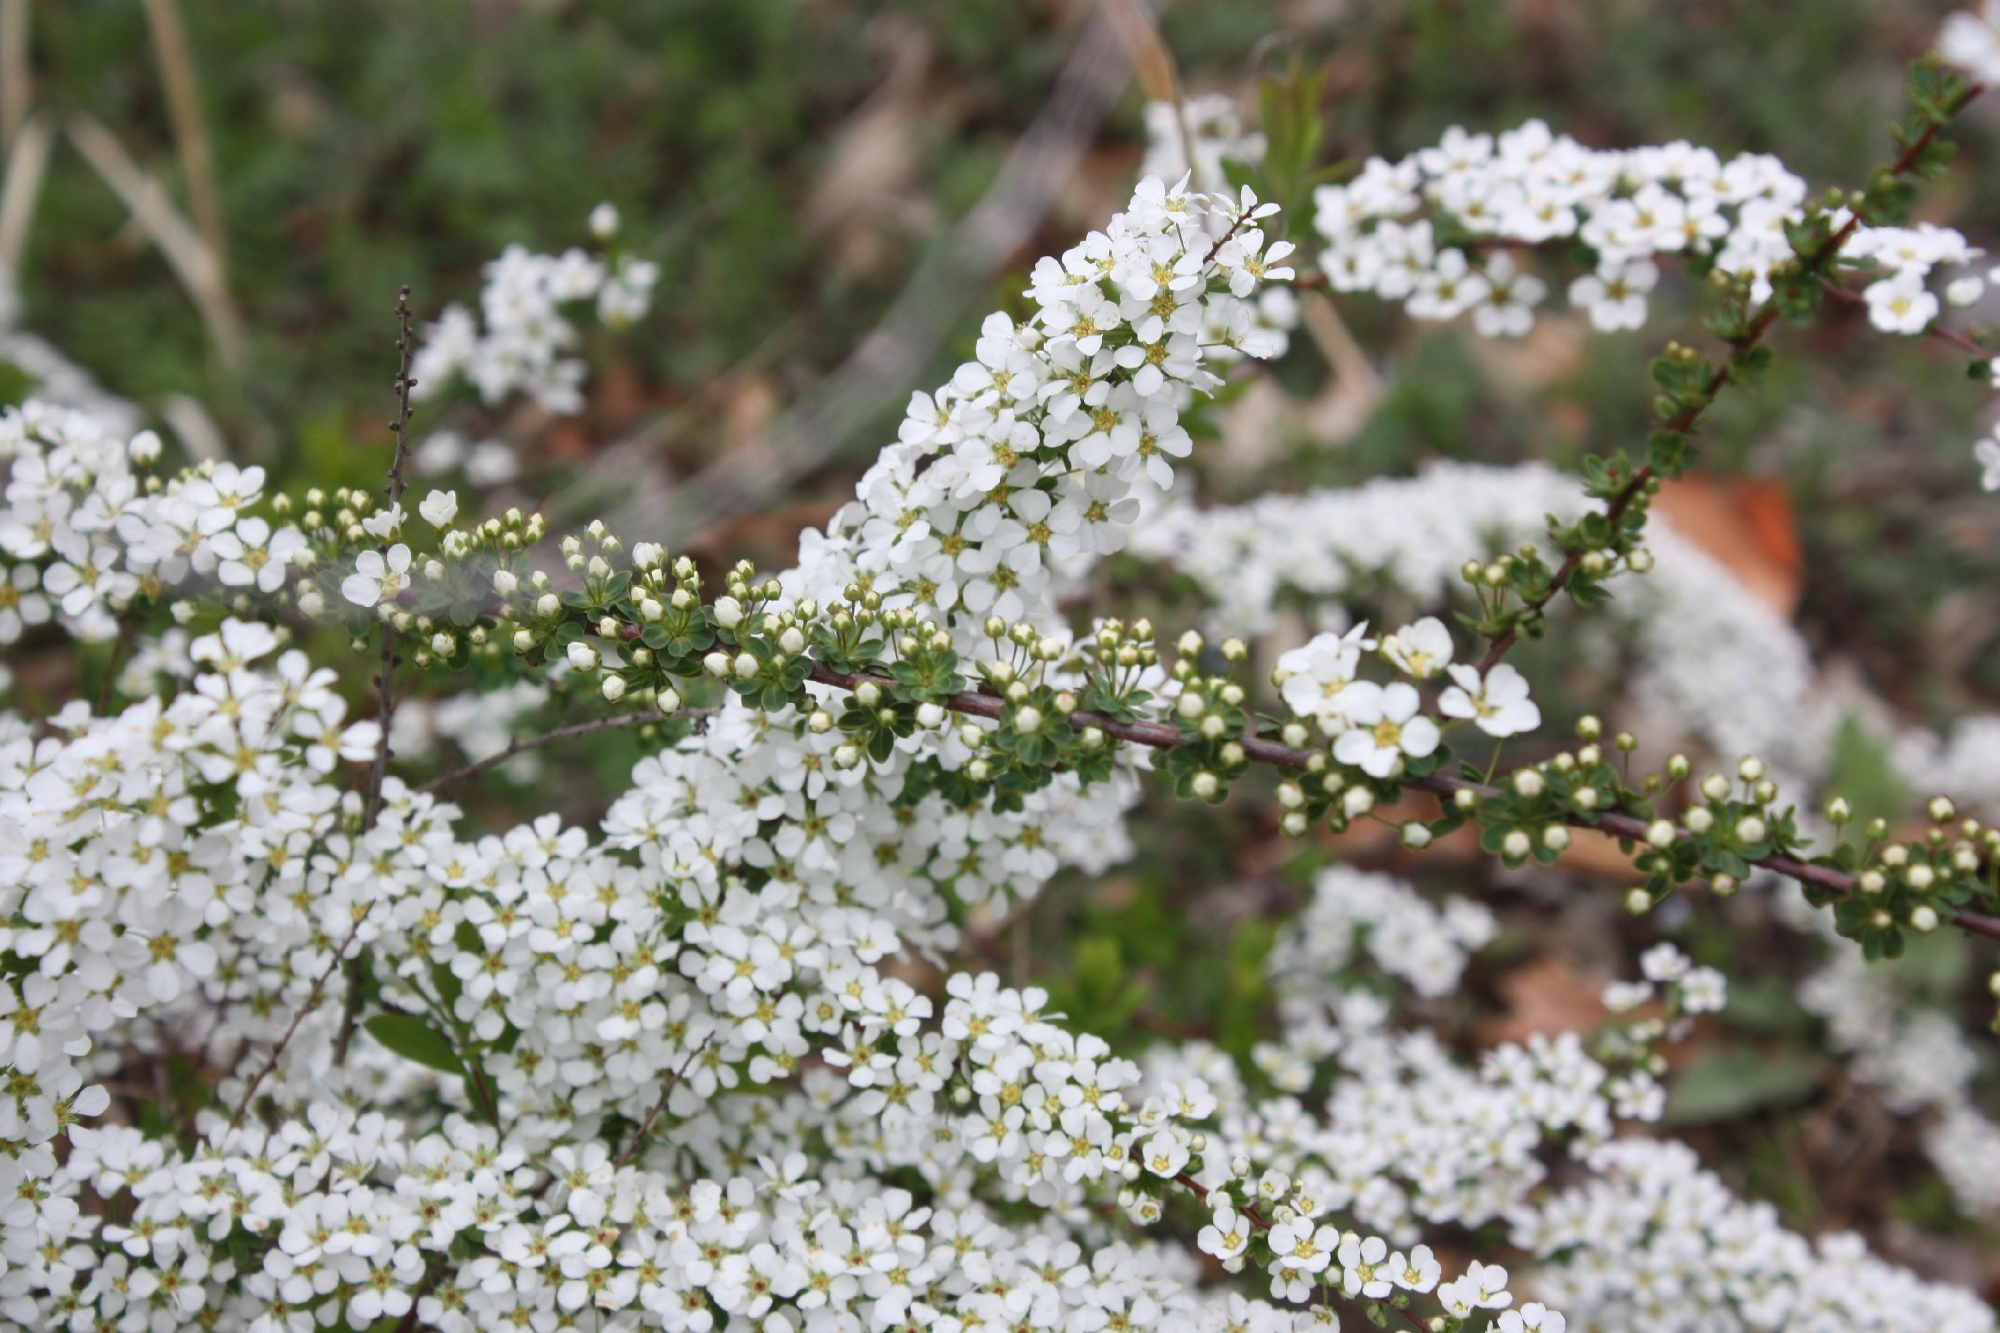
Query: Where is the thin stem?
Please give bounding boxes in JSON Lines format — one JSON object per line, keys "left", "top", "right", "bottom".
{"left": 415, "top": 708, "right": 716, "bottom": 794}
{"left": 338, "top": 289, "right": 420, "bottom": 1070}
{"left": 228, "top": 906, "right": 374, "bottom": 1129}
{"left": 613, "top": 1036, "right": 712, "bottom": 1170}
{"left": 1473, "top": 86, "right": 1981, "bottom": 677}
{"left": 805, "top": 661, "right": 2000, "bottom": 944}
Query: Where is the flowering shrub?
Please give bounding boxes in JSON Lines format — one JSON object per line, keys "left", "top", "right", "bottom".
{"left": 0, "top": 10, "right": 1999, "bottom": 1333}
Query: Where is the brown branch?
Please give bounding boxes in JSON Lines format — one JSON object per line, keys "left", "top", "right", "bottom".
{"left": 140, "top": 0, "right": 226, "bottom": 277}
{"left": 338, "top": 290, "right": 420, "bottom": 1070}
{"left": 613, "top": 1036, "right": 711, "bottom": 1170}
{"left": 804, "top": 662, "right": 2000, "bottom": 944}
{"left": 415, "top": 707, "right": 717, "bottom": 794}
{"left": 1473, "top": 87, "right": 1982, "bottom": 676}
{"left": 1818, "top": 276, "right": 1990, "bottom": 358}
{"left": 228, "top": 907, "right": 375, "bottom": 1128}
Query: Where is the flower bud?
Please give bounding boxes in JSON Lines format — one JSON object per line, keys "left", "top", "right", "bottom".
{"left": 1502, "top": 829, "right": 1532, "bottom": 860}
{"left": 734, "top": 652, "right": 760, "bottom": 680}
{"left": 1576, "top": 715, "right": 1602, "bottom": 740}
{"left": 959, "top": 723, "right": 985, "bottom": 748}
{"left": 1734, "top": 816, "right": 1767, "bottom": 845}
{"left": 1737, "top": 756, "right": 1765, "bottom": 782}
{"left": 493, "top": 569, "right": 519, "bottom": 597}
{"left": 1646, "top": 819, "right": 1675, "bottom": 848}
{"left": 1573, "top": 786, "right": 1600, "bottom": 811}
{"left": 602, "top": 675, "right": 627, "bottom": 702}
{"left": 807, "top": 710, "right": 834, "bottom": 734}
{"left": 1626, "top": 548, "right": 1654, "bottom": 573}
{"left": 1683, "top": 807, "right": 1714, "bottom": 835}
{"left": 657, "top": 688, "right": 682, "bottom": 714}
{"left": 1220, "top": 637, "right": 1247, "bottom": 661}
{"left": 1079, "top": 727, "right": 1105, "bottom": 750}
{"left": 1577, "top": 744, "right": 1602, "bottom": 767}
{"left": 1666, "top": 754, "right": 1690, "bottom": 779}
{"left": 855, "top": 682, "right": 881, "bottom": 707}
{"left": 1627, "top": 888, "right": 1654, "bottom": 914}
{"left": 567, "top": 641, "right": 600, "bottom": 672}
{"left": 1513, "top": 769, "right": 1545, "bottom": 799}
{"left": 1542, "top": 825, "right": 1570, "bottom": 852}
{"left": 1281, "top": 722, "right": 1309, "bottom": 748}
{"left": 640, "top": 598, "right": 665, "bottom": 622}
{"left": 1826, "top": 797, "right": 1852, "bottom": 824}
{"left": 1199, "top": 715, "right": 1225, "bottom": 739}
{"left": 1453, "top": 787, "right": 1477, "bottom": 812}
{"left": 1699, "top": 773, "right": 1730, "bottom": 801}
{"left": 1930, "top": 796, "right": 1957, "bottom": 823}
{"left": 917, "top": 702, "right": 945, "bottom": 729}
{"left": 1176, "top": 691, "right": 1205, "bottom": 719}
{"left": 1014, "top": 706, "right": 1044, "bottom": 735}
{"left": 1906, "top": 863, "right": 1936, "bottom": 891}
{"left": 537, "top": 593, "right": 561, "bottom": 617}
{"left": 835, "top": 745, "right": 861, "bottom": 769}
{"left": 1191, "top": 771, "right": 1220, "bottom": 800}
{"left": 1402, "top": 822, "right": 1433, "bottom": 850}
{"left": 713, "top": 596, "right": 744, "bottom": 629}
{"left": 1276, "top": 782, "right": 1305, "bottom": 810}
{"left": 1859, "top": 869, "right": 1886, "bottom": 895}
{"left": 1177, "top": 630, "right": 1204, "bottom": 656}
{"left": 704, "top": 651, "right": 729, "bottom": 677}
{"left": 1342, "top": 787, "right": 1374, "bottom": 818}
{"left": 966, "top": 759, "right": 990, "bottom": 781}
{"left": 513, "top": 629, "right": 535, "bottom": 653}
{"left": 780, "top": 626, "right": 805, "bottom": 655}
{"left": 1710, "top": 873, "right": 1738, "bottom": 896}
{"left": 1219, "top": 682, "right": 1245, "bottom": 707}
{"left": 1911, "top": 904, "right": 1940, "bottom": 933}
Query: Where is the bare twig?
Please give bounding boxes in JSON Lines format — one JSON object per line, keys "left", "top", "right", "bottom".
{"left": 634, "top": 2, "right": 1139, "bottom": 545}
{"left": 1473, "top": 91, "right": 1982, "bottom": 677}
{"left": 140, "top": 0, "right": 226, "bottom": 278}
{"left": 613, "top": 1035, "right": 712, "bottom": 1170}
{"left": 415, "top": 708, "right": 717, "bottom": 794}
{"left": 801, "top": 661, "right": 2000, "bottom": 944}
{"left": 362, "top": 287, "right": 419, "bottom": 828}
{"left": 336, "top": 291, "right": 419, "bottom": 1070}
{"left": 0, "top": 0, "right": 27, "bottom": 152}
{"left": 66, "top": 112, "right": 243, "bottom": 369}
{"left": 228, "top": 907, "right": 375, "bottom": 1129}
{"left": 0, "top": 108, "right": 51, "bottom": 280}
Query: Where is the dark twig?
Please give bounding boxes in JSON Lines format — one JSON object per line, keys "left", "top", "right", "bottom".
{"left": 1474, "top": 89, "right": 1981, "bottom": 676}
{"left": 804, "top": 662, "right": 2000, "bottom": 944}
{"left": 228, "top": 907, "right": 374, "bottom": 1128}
{"left": 337, "top": 289, "right": 419, "bottom": 1069}
{"left": 613, "top": 1036, "right": 712, "bottom": 1170}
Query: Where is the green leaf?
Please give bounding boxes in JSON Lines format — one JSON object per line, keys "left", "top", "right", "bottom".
{"left": 365, "top": 1012, "right": 465, "bottom": 1075}
{"left": 1664, "top": 1048, "right": 1818, "bottom": 1124}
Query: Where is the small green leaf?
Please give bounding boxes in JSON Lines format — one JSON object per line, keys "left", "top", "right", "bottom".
{"left": 365, "top": 1012, "right": 465, "bottom": 1075}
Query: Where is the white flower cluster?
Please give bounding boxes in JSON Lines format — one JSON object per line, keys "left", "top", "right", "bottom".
{"left": 0, "top": 401, "right": 309, "bottom": 644}
{"left": 1311, "top": 118, "right": 1979, "bottom": 338}
{"left": 1800, "top": 943, "right": 2000, "bottom": 1217}
{"left": 412, "top": 209, "right": 661, "bottom": 414}
{"left": 1132, "top": 461, "right": 1836, "bottom": 785}
{"left": 1140, "top": 96, "right": 1267, "bottom": 196}
{"left": 1601, "top": 942, "right": 1728, "bottom": 1017}
{"left": 1514, "top": 1138, "right": 1996, "bottom": 1333}
{"left": 1260, "top": 864, "right": 1495, "bottom": 1007}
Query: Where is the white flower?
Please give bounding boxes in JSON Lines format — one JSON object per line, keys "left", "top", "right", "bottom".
{"left": 1333, "top": 682, "right": 1440, "bottom": 778}
{"left": 1568, "top": 259, "right": 1657, "bottom": 331}
{"left": 1438, "top": 663, "right": 1541, "bottom": 737}
{"left": 1864, "top": 268, "right": 1939, "bottom": 334}
{"left": 341, "top": 544, "right": 412, "bottom": 607}
{"left": 1197, "top": 1206, "right": 1250, "bottom": 1265}
{"left": 1941, "top": 3, "right": 2000, "bottom": 83}
{"left": 1278, "top": 626, "right": 1381, "bottom": 732}
{"left": 418, "top": 489, "right": 459, "bottom": 528}
{"left": 1678, "top": 966, "right": 1728, "bottom": 1014}
{"left": 209, "top": 518, "right": 305, "bottom": 593}
{"left": 1602, "top": 979, "right": 1654, "bottom": 1013}
{"left": 589, "top": 202, "right": 621, "bottom": 238}
{"left": 1338, "top": 1233, "right": 1392, "bottom": 1299}
{"left": 360, "top": 502, "right": 405, "bottom": 540}
{"left": 1381, "top": 616, "right": 1454, "bottom": 679}
{"left": 1977, "top": 436, "right": 2000, "bottom": 491}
